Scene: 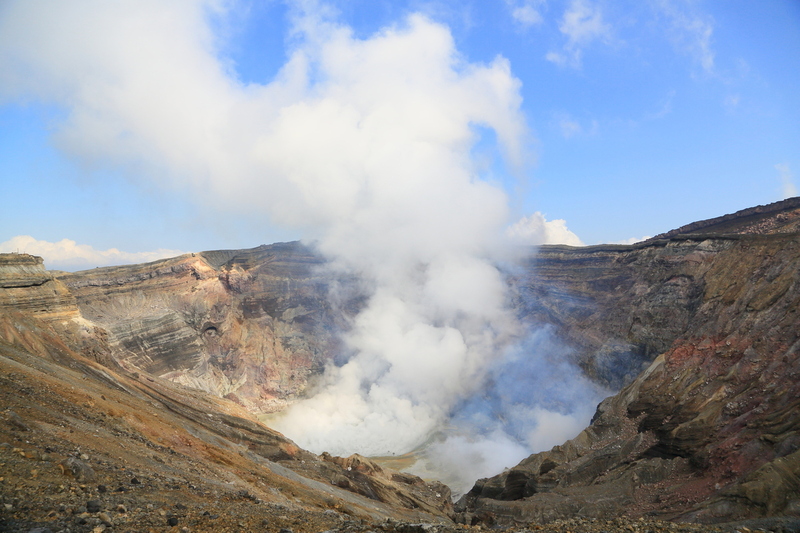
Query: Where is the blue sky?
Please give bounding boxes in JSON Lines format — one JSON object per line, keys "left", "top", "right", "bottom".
{"left": 1, "top": 0, "right": 799, "bottom": 270}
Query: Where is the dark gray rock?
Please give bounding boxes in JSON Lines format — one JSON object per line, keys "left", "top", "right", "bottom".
{"left": 86, "top": 499, "right": 102, "bottom": 513}
{"left": 5, "top": 410, "right": 30, "bottom": 431}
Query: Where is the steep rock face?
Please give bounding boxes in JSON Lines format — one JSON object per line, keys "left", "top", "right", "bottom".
{"left": 58, "top": 200, "right": 800, "bottom": 421}
{"left": 458, "top": 225, "right": 800, "bottom": 524}
{"left": 59, "top": 243, "right": 356, "bottom": 413}
{"left": 0, "top": 254, "right": 78, "bottom": 320}
{"left": 511, "top": 198, "right": 800, "bottom": 390}
{"left": 513, "top": 238, "right": 714, "bottom": 388}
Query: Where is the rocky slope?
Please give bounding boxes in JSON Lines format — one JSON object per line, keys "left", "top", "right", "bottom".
{"left": 57, "top": 200, "right": 800, "bottom": 422}
{"left": 649, "top": 197, "right": 800, "bottom": 240}
{"left": 458, "top": 200, "right": 800, "bottom": 526}
{"left": 0, "top": 253, "right": 455, "bottom": 533}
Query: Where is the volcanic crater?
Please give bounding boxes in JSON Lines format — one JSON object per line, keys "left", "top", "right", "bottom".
{"left": 1, "top": 198, "right": 799, "bottom": 532}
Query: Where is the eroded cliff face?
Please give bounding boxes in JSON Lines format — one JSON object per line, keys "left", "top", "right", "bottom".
{"left": 56, "top": 201, "right": 800, "bottom": 421}
{"left": 58, "top": 243, "right": 356, "bottom": 413}
{"left": 57, "top": 236, "right": 741, "bottom": 418}
{"left": 0, "top": 253, "right": 78, "bottom": 319}
{"left": 512, "top": 196, "right": 800, "bottom": 392}
{"left": 0, "top": 253, "right": 112, "bottom": 366}
{"left": 0, "top": 252, "right": 455, "bottom": 531}
{"left": 512, "top": 238, "right": 716, "bottom": 389}
{"left": 457, "top": 220, "right": 800, "bottom": 524}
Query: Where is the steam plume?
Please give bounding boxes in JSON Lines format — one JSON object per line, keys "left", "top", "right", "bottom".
{"left": 413, "top": 327, "right": 608, "bottom": 495}
{"left": 0, "top": 0, "right": 601, "bottom": 489}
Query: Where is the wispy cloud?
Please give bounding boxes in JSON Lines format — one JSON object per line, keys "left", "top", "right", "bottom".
{"left": 655, "top": 0, "right": 715, "bottom": 75}
{"left": 0, "top": 235, "right": 185, "bottom": 271}
{"left": 553, "top": 112, "right": 597, "bottom": 139}
{"left": 776, "top": 163, "right": 798, "bottom": 199}
{"left": 546, "top": 0, "right": 610, "bottom": 68}
{"left": 506, "top": 0, "right": 546, "bottom": 28}
{"left": 558, "top": 115, "right": 582, "bottom": 138}
{"left": 723, "top": 93, "right": 740, "bottom": 113}
{"left": 644, "top": 89, "right": 675, "bottom": 120}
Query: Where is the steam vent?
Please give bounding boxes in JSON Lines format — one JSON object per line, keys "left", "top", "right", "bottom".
{"left": 0, "top": 198, "right": 798, "bottom": 532}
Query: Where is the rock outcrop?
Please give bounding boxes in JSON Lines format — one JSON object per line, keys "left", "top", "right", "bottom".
{"left": 649, "top": 196, "right": 800, "bottom": 240}
{"left": 0, "top": 253, "right": 112, "bottom": 366}
{"left": 457, "top": 201, "right": 800, "bottom": 526}
{"left": 0, "top": 253, "right": 78, "bottom": 320}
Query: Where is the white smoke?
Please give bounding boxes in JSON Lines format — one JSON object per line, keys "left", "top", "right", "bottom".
{"left": 776, "top": 163, "right": 798, "bottom": 199}
{"left": 0, "top": 0, "right": 602, "bottom": 489}
{"left": 408, "top": 326, "right": 609, "bottom": 496}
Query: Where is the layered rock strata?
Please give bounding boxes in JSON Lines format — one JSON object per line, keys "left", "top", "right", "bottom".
{"left": 0, "top": 253, "right": 78, "bottom": 320}
{"left": 58, "top": 243, "right": 356, "bottom": 413}
{"left": 511, "top": 197, "right": 800, "bottom": 390}
{"left": 0, "top": 253, "right": 112, "bottom": 365}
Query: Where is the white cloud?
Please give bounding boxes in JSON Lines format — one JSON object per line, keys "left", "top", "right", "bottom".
{"left": 546, "top": 0, "right": 610, "bottom": 68}
{"left": 610, "top": 235, "right": 650, "bottom": 245}
{"left": 506, "top": 0, "right": 546, "bottom": 28}
{"left": 506, "top": 212, "right": 584, "bottom": 246}
{"left": 0, "top": 235, "right": 185, "bottom": 271}
{"left": 544, "top": 50, "right": 567, "bottom": 66}
{"left": 776, "top": 163, "right": 798, "bottom": 199}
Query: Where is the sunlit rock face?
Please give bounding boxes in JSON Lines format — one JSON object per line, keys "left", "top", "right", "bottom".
{"left": 457, "top": 198, "right": 800, "bottom": 525}
{"left": 58, "top": 242, "right": 356, "bottom": 413}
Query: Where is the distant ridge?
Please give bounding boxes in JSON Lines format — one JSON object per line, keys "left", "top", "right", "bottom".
{"left": 648, "top": 196, "right": 800, "bottom": 240}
